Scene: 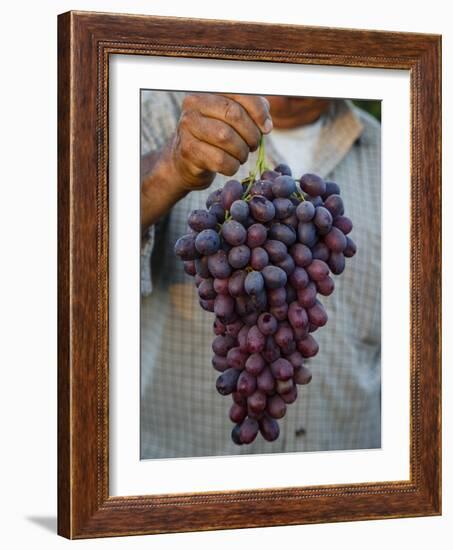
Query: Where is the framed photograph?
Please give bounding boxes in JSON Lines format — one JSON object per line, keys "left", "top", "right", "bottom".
{"left": 58, "top": 11, "right": 441, "bottom": 539}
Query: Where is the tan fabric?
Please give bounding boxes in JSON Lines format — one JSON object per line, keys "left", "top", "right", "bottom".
{"left": 139, "top": 91, "right": 381, "bottom": 459}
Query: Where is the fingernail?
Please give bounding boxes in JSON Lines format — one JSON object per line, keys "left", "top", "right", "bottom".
{"left": 263, "top": 118, "right": 273, "bottom": 134}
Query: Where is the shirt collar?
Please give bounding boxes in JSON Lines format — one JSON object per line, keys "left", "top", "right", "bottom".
{"left": 264, "top": 99, "right": 364, "bottom": 179}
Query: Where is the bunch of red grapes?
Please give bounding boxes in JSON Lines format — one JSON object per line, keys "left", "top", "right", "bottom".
{"left": 175, "top": 157, "right": 356, "bottom": 445}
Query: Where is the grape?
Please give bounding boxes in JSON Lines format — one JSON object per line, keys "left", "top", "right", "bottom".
{"left": 222, "top": 220, "right": 247, "bottom": 246}
{"left": 216, "top": 368, "right": 240, "bottom": 395}
{"left": 273, "top": 198, "right": 295, "bottom": 219}
{"left": 324, "top": 194, "right": 345, "bottom": 218}
{"left": 195, "top": 229, "right": 220, "bottom": 255}
{"left": 269, "top": 223, "right": 297, "bottom": 246}
{"left": 262, "top": 265, "right": 287, "bottom": 289}
{"left": 245, "top": 271, "right": 264, "bottom": 296}
{"left": 272, "top": 175, "right": 296, "bottom": 198}
{"left": 300, "top": 173, "right": 326, "bottom": 197}
{"left": 313, "top": 206, "right": 333, "bottom": 235}
{"left": 333, "top": 215, "right": 353, "bottom": 235}
{"left": 290, "top": 243, "right": 312, "bottom": 267}
{"left": 297, "top": 222, "right": 317, "bottom": 247}
{"left": 246, "top": 223, "right": 267, "bottom": 248}
{"left": 275, "top": 163, "right": 292, "bottom": 176}
{"left": 239, "top": 418, "right": 259, "bottom": 443}
{"left": 264, "top": 240, "right": 287, "bottom": 262}
{"left": 296, "top": 201, "right": 315, "bottom": 222}
{"left": 176, "top": 156, "right": 356, "bottom": 446}
{"left": 174, "top": 234, "right": 198, "bottom": 260}
{"left": 250, "top": 247, "right": 269, "bottom": 270}
{"left": 230, "top": 199, "right": 250, "bottom": 222}
{"left": 228, "top": 270, "right": 246, "bottom": 297}
{"left": 249, "top": 196, "right": 276, "bottom": 222}
{"left": 245, "top": 353, "right": 265, "bottom": 375}
{"left": 259, "top": 415, "right": 280, "bottom": 441}
{"left": 207, "top": 250, "right": 231, "bottom": 279}
{"left": 324, "top": 227, "right": 347, "bottom": 253}
{"left": 209, "top": 202, "right": 226, "bottom": 223}
{"left": 228, "top": 245, "right": 250, "bottom": 269}
{"left": 257, "top": 312, "right": 278, "bottom": 335}
{"left": 221, "top": 180, "right": 243, "bottom": 210}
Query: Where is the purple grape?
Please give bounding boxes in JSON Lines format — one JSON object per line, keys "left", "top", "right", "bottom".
{"left": 222, "top": 220, "right": 247, "bottom": 246}
{"left": 308, "top": 195, "right": 323, "bottom": 207}
{"left": 221, "top": 179, "right": 243, "bottom": 210}
{"left": 206, "top": 188, "right": 222, "bottom": 208}
{"left": 262, "top": 265, "right": 287, "bottom": 289}
{"left": 226, "top": 347, "right": 248, "bottom": 370}
{"left": 300, "top": 173, "right": 326, "bottom": 197}
{"left": 275, "top": 163, "right": 292, "bottom": 176}
{"left": 195, "top": 256, "right": 211, "bottom": 278}
{"left": 297, "top": 282, "right": 317, "bottom": 308}
{"left": 250, "top": 179, "right": 273, "bottom": 199}
{"left": 239, "top": 417, "right": 259, "bottom": 443}
{"left": 324, "top": 227, "right": 347, "bottom": 253}
{"left": 237, "top": 370, "right": 257, "bottom": 396}
{"left": 268, "top": 287, "right": 287, "bottom": 307}
{"left": 285, "top": 283, "right": 297, "bottom": 303}
{"left": 248, "top": 390, "right": 267, "bottom": 414}
{"left": 246, "top": 325, "right": 266, "bottom": 353}
{"left": 245, "top": 353, "right": 265, "bottom": 376}
{"left": 207, "top": 250, "right": 232, "bottom": 279}
{"left": 213, "top": 277, "right": 230, "bottom": 295}
{"left": 297, "top": 222, "right": 317, "bottom": 247}
{"left": 244, "top": 271, "right": 265, "bottom": 296}
{"left": 174, "top": 233, "right": 198, "bottom": 260}
{"left": 266, "top": 394, "right": 286, "bottom": 419}
{"left": 259, "top": 415, "right": 280, "bottom": 441}
{"left": 276, "top": 378, "right": 294, "bottom": 395}
{"left": 270, "top": 302, "right": 289, "bottom": 321}
{"left": 257, "top": 312, "right": 278, "bottom": 335}
{"left": 198, "top": 278, "right": 216, "bottom": 300}
{"left": 212, "top": 354, "right": 228, "bottom": 372}
{"left": 313, "top": 206, "right": 333, "bottom": 235}
{"left": 272, "top": 175, "right": 297, "bottom": 198}
{"left": 231, "top": 424, "right": 243, "bottom": 445}
{"left": 297, "top": 334, "right": 319, "bottom": 358}
{"left": 290, "top": 243, "right": 312, "bottom": 267}
{"left": 199, "top": 299, "right": 215, "bottom": 312}
{"left": 344, "top": 236, "right": 357, "bottom": 258}
{"left": 216, "top": 368, "right": 240, "bottom": 395}
{"left": 246, "top": 223, "right": 268, "bottom": 248}
{"left": 273, "top": 198, "right": 295, "bottom": 219}
{"left": 188, "top": 209, "right": 218, "bottom": 231}
{"left": 296, "top": 201, "right": 315, "bottom": 222}
{"left": 183, "top": 260, "right": 196, "bottom": 276}
{"left": 328, "top": 252, "right": 346, "bottom": 275}
{"left": 226, "top": 319, "right": 243, "bottom": 338}
{"left": 256, "top": 366, "right": 275, "bottom": 393}
{"left": 269, "top": 223, "right": 297, "bottom": 246}
{"left": 243, "top": 311, "right": 260, "bottom": 326}
{"left": 230, "top": 199, "right": 249, "bottom": 222}
{"left": 237, "top": 325, "right": 250, "bottom": 352}
{"left": 214, "top": 294, "right": 235, "bottom": 318}
{"left": 281, "top": 384, "right": 298, "bottom": 404}
{"left": 195, "top": 229, "right": 220, "bottom": 255}
{"left": 307, "top": 300, "right": 328, "bottom": 327}
{"left": 209, "top": 202, "right": 225, "bottom": 223}
{"left": 312, "top": 241, "right": 330, "bottom": 262}
{"left": 289, "top": 267, "right": 309, "bottom": 289}
{"left": 294, "top": 365, "right": 313, "bottom": 385}
{"left": 274, "top": 323, "right": 294, "bottom": 349}
{"left": 287, "top": 351, "right": 304, "bottom": 368}
{"left": 316, "top": 275, "right": 335, "bottom": 296}
{"left": 276, "top": 254, "right": 296, "bottom": 276}
{"left": 270, "top": 358, "right": 294, "bottom": 381}
{"left": 288, "top": 301, "right": 309, "bottom": 329}
{"left": 306, "top": 259, "right": 330, "bottom": 281}
{"left": 333, "top": 215, "right": 353, "bottom": 235}
{"left": 213, "top": 318, "right": 226, "bottom": 335}
{"left": 281, "top": 213, "right": 298, "bottom": 228}
{"left": 264, "top": 240, "right": 288, "bottom": 262}
{"left": 250, "top": 247, "right": 269, "bottom": 270}
{"left": 229, "top": 402, "right": 247, "bottom": 423}
{"left": 324, "top": 194, "right": 344, "bottom": 218}
{"left": 262, "top": 335, "right": 281, "bottom": 363}
{"left": 228, "top": 245, "right": 250, "bottom": 269}
{"left": 322, "top": 181, "right": 341, "bottom": 198}
{"left": 249, "top": 196, "right": 276, "bottom": 222}
{"left": 228, "top": 270, "right": 246, "bottom": 297}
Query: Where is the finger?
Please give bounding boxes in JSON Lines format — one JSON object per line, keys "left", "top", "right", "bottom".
{"left": 183, "top": 93, "right": 261, "bottom": 151}
{"left": 221, "top": 93, "right": 273, "bottom": 134}
{"left": 178, "top": 131, "right": 241, "bottom": 178}
{"left": 181, "top": 110, "right": 250, "bottom": 164}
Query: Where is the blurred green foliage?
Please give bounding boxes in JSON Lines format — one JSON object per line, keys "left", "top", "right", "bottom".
{"left": 352, "top": 100, "right": 381, "bottom": 122}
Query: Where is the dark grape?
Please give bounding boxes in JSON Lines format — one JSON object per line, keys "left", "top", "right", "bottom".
{"left": 209, "top": 202, "right": 226, "bottom": 223}
{"left": 250, "top": 247, "right": 269, "bottom": 270}
{"left": 195, "top": 256, "right": 211, "bottom": 278}
{"left": 344, "top": 236, "right": 357, "bottom": 258}
{"left": 322, "top": 181, "right": 341, "bottom": 198}
{"left": 230, "top": 199, "right": 249, "bottom": 222}
{"left": 207, "top": 250, "right": 232, "bottom": 278}
{"left": 183, "top": 260, "right": 196, "bottom": 276}
{"left": 262, "top": 335, "right": 281, "bottom": 363}
{"left": 245, "top": 353, "right": 265, "bottom": 376}
{"left": 306, "top": 259, "right": 330, "bottom": 281}
{"left": 272, "top": 175, "right": 296, "bottom": 198}
{"left": 244, "top": 271, "right": 265, "bottom": 296}
{"left": 297, "top": 281, "right": 317, "bottom": 308}
{"left": 289, "top": 267, "right": 309, "bottom": 289}
{"left": 222, "top": 220, "right": 247, "bottom": 246}
{"left": 296, "top": 200, "right": 315, "bottom": 222}
{"left": 267, "top": 394, "right": 287, "bottom": 418}
{"left": 246, "top": 223, "right": 267, "bottom": 248}
{"left": 221, "top": 180, "right": 243, "bottom": 210}
{"left": 268, "top": 287, "right": 287, "bottom": 307}
{"left": 206, "top": 188, "right": 222, "bottom": 208}
{"left": 229, "top": 402, "right": 247, "bottom": 423}
{"left": 262, "top": 265, "right": 288, "bottom": 289}
{"left": 313, "top": 206, "right": 333, "bottom": 235}
{"left": 276, "top": 254, "right": 296, "bottom": 276}
{"left": 312, "top": 241, "right": 330, "bottom": 262}
{"left": 300, "top": 173, "right": 326, "bottom": 197}
{"left": 328, "top": 252, "right": 346, "bottom": 275}
{"left": 216, "top": 368, "right": 240, "bottom": 395}
{"left": 324, "top": 227, "right": 347, "bottom": 253}
{"left": 281, "top": 384, "right": 298, "bottom": 404}
{"left": 226, "top": 347, "right": 248, "bottom": 370}
{"left": 237, "top": 370, "right": 257, "bottom": 396}
{"left": 273, "top": 198, "right": 295, "bottom": 219}
{"left": 269, "top": 223, "right": 297, "bottom": 246}
{"left": 188, "top": 209, "right": 218, "bottom": 231}
{"left": 264, "top": 239, "right": 288, "bottom": 262}
{"left": 274, "top": 163, "right": 292, "bottom": 176}
{"left": 249, "top": 196, "right": 276, "bottom": 222}
{"left": 195, "top": 229, "right": 220, "bottom": 255}
{"left": 297, "top": 222, "right": 317, "bottom": 247}
{"left": 288, "top": 301, "right": 309, "bottom": 329}
{"left": 214, "top": 294, "right": 235, "bottom": 317}
{"left": 250, "top": 179, "right": 273, "bottom": 199}
{"left": 248, "top": 390, "right": 267, "bottom": 414}
{"left": 174, "top": 233, "right": 198, "bottom": 260}
{"left": 257, "top": 312, "right": 278, "bottom": 335}
{"left": 290, "top": 243, "right": 312, "bottom": 267}
{"left": 297, "top": 334, "right": 319, "bottom": 357}
{"left": 212, "top": 354, "right": 228, "bottom": 372}
{"left": 214, "top": 277, "right": 230, "bottom": 295}
{"left": 324, "top": 194, "right": 344, "bottom": 218}
{"left": 212, "top": 334, "right": 236, "bottom": 356}
{"left": 294, "top": 365, "right": 313, "bottom": 385}
{"left": 307, "top": 300, "right": 328, "bottom": 327}
{"left": 259, "top": 415, "right": 280, "bottom": 441}
{"left": 228, "top": 245, "right": 250, "bottom": 269}
{"left": 228, "top": 270, "right": 246, "bottom": 297}
{"left": 246, "top": 325, "right": 266, "bottom": 353}
{"left": 316, "top": 275, "right": 335, "bottom": 296}
{"left": 198, "top": 278, "right": 216, "bottom": 300}
{"left": 239, "top": 418, "right": 259, "bottom": 443}
{"left": 261, "top": 170, "right": 279, "bottom": 181}
{"left": 333, "top": 215, "right": 353, "bottom": 235}
{"left": 270, "top": 358, "right": 294, "bottom": 381}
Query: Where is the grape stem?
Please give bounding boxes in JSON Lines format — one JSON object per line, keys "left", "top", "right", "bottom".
{"left": 241, "top": 135, "right": 270, "bottom": 199}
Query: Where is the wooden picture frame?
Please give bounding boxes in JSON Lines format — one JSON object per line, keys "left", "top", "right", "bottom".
{"left": 58, "top": 10, "right": 441, "bottom": 539}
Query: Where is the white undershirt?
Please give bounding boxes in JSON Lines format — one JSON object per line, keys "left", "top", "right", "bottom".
{"left": 270, "top": 115, "right": 324, "bottom": 177}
